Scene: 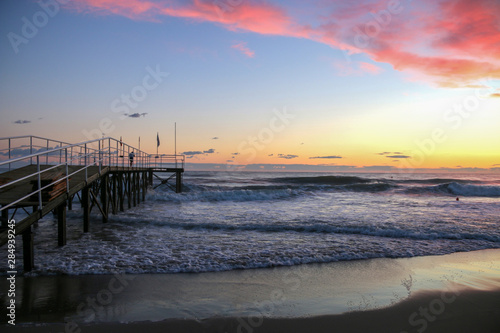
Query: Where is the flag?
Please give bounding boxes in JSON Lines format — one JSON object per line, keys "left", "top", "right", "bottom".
{"left": 157, "top": 132, "right": 160, "bottom": 147}
{"left": 120, "top": 136, "right": 122, "bottom": 146}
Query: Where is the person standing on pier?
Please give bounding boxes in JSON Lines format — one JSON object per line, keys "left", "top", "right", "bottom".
{"left": 129, "top": 151, "right": 135, "bottom": 167}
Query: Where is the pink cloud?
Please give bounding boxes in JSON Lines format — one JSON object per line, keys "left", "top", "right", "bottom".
{"left": 70, "top": 0, "right": 500, "bottom": 87}
{"left": 231, "top": 42, "right": 255, "bottom": 58}
{"left": 359, "top": 62, "right": 383, "bottom": 74}
{"left": 332, "top": 60, "right": 382, "bottom": 76}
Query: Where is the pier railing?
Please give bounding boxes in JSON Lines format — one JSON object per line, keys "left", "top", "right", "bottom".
{"left": 0, "top": 135, "right": 72, "bottom": 171}
{"left": 0, "top": 136, "right": 184, "bottom": 213}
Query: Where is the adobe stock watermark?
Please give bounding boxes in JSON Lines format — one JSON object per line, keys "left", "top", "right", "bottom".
{"left": 341, "top": 0, "right": 412, "bottom": 63}
{"left": 7, "top": 0, "right": 70, "bottom": 54}
{"left": 57, "top": 272, "right": 135, "bottom": 333}
{"left": 398, "top": 81, "right": 496, "bottom": 172}
{"left": 227, "top": 107, "right": 295, "bottom": 170}
{"left": 236, "top": 265, "right": 310, "bottom": 333}
{"left": 400, "top": 287, "right": 461, "bottom": 333}
{"left": 82, "top": 65, "right": 169, "bottom": 142}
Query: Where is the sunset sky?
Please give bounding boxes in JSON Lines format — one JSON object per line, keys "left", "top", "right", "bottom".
{"left": 1, "top": 0, "right": 499, "bottom": 171}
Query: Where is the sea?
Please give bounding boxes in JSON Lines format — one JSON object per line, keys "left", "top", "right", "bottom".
{"left": 2, "top": 171, "right": 500, "bottom": 275}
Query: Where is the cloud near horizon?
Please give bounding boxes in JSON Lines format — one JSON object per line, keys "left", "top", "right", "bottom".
{"left": 277, "top": 154, "right": 299, "bottom": 159}
{"left": 309, "top": 155, "right": 343, "bottom": 159}
{"left": 182, "top": 148, "right": 216, "bottom": 157}
{"left": 69, "top": 0, "right": 500, "bottom": 87}
{"left": 386, "top": 155, "right": 411, "bottom": 159}
{"left": 125, "top": 112, "right": 148, "bottom": 118}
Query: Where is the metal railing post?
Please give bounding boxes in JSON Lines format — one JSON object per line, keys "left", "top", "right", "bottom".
{"left": 46, "top": 140, "right": 49, "bottom": 164}
{"left": 65, "top": 148, "right": 69, "bottom": 192}
{"left": 84, "top": 143, "right": 88, "bottom": 181}
{"left": 98, "top": 140, "right": 102, "bottom": 174}
{"left": 108, "top": 138, "right": 111, "bottom": 166}
{"left": 30, "top": 136, "right": 33, "bottom": 165}
{"left": 8, "top": 138, "right": 11, "bottom": 170}
{"left": 37, "top": 155, "right": 42, "bottom": 210}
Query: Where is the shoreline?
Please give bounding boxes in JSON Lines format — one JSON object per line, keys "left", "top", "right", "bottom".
{"left": 1, "top": 248, "right": 500, "bottom": 332}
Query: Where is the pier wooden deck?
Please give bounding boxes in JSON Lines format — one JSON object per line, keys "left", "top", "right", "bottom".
{"left": 0, "top": 163, "right": 183, "bottom": 272}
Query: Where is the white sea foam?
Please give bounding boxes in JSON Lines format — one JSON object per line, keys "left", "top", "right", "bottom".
{"left": 1, "top": 172, "right": 499, "bottom": 275}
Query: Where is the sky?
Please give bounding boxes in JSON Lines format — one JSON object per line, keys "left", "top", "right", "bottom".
{"left": 1, "top": 0, "right": 499, "bottom": 172}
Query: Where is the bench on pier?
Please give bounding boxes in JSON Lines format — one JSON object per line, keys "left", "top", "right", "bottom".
{"left": 30, "top": 170, "right": 68, "bottom": 202}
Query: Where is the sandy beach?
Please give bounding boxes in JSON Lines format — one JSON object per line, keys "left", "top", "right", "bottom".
{"left": 2, "top": 248, "right": 500, "bottom": 332}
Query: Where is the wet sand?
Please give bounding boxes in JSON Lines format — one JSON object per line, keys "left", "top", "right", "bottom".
{"left": 1, "top": 249, "right": 500, "bottom": 332}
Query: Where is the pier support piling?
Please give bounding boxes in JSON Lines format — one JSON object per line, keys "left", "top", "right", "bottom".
{"left": 57, "top": 203, "right": 67, "bottom": 246}
{"left": 127, "top": 173, "right": 132, "bottom": 209}
{"left": 101, "top": 175, "right": 109, "bottom": 223}
{"left": 118, "top": 173, "right": 124, "bottom": 212}
{"left": 176, "top": 171, "right": 182, "bottom": 193}
{"left": 82, "top": 187, "right": 90, "bottom": 232}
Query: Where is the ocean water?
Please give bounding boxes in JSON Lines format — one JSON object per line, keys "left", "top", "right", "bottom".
{"left": 2, "top": 171, "right": 500, "bottom": 275}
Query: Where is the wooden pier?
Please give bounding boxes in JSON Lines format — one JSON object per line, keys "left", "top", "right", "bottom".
{"left": 0, "top": 136, "right": 184, "bottom": 272}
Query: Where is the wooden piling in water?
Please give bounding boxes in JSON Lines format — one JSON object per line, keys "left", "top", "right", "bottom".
{"left": 82, "top": 186, "right": 90, "bottom": 232}
{"left": 112, "top": 174, "right": 117, "bottom": 214}
{"left": 176, "top": 170, "right": 182, "bottom": 193}
{"left": 118, "top": 173, "right": 124, "bottom": 212}
{"left": 142, "top": 171, "right": 147, "bottom": 201}
{"left": 101, "top": 175, "right": 108, "bottom": 223}
{"left": 57, "top": 203, "right": 66, "bottom": 246}
{"left": 127, "top": 173, "right": 132, "bottom": 209}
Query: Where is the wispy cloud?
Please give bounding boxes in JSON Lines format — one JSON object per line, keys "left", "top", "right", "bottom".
{"left": 277, "top": 154, "right": 299, "bottom": 159}
{"left": 309, "top": 155, "right": 343, "bottom": 159}
{"left": 490, "top": 93, "right": 500, "bottom": 98}
{"left": 232, "top": 41, "right": 255, "bottom": 58}
{"left": 333, "top": 60, "right": 383, "bottom": 76}
{"left": 125, "top": 113, "right": 148, "bottom": 118}
{"left": 212, "top": 137, "right": 219, "bottom": 140}
{"left": 359, "top": 62, "right": 383, "bottom": 75}
{"left": 182, "top": 148, "right": 216, "bottom": 156}
{"left": 378, "top": 152, "right": 407, "bottom": 158}
{"left": 386, "top": 155, "right": 411, "bottom": 159}
{"left": 13, "top": 120, "right": 31, "bottom": 124}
